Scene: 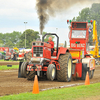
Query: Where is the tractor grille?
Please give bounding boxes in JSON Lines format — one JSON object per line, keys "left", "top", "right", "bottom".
{"left": 33, "top": 47, "right": 43, "bottom": 57}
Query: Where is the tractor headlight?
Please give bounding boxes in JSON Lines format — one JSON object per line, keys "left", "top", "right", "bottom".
{"left": 33, "top": 43, "right": 35, "bottom": 45}
{"left": 40, "top": 54, "right": 43, "bottom": 57}
{"left": 33, "top": 54, "right": 36, "bottom": 57}
{"left": 41, "top": 43, "right": 44, "bottom": 46}
{"left": 33, "top": 42, "right": 44, "bottom": 46}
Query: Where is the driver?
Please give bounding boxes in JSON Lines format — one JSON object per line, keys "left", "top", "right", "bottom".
{"left": 48, "top": 37, "right": 54, "bottom": 55}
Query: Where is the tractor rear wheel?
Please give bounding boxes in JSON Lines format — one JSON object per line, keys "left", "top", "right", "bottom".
{"left": 89, "top": 70, "right": 94, "bottom": 79}
{"left": 57, "top": 52, "right": 72, "bottom": 82}
{"left": 26, "top": 52, "right": 32, "bottom": 62}
{"left": 47, "top": 64, "right": 56, "bottom": 81}
{"left": 21, "top": 62, "right": 30, "bottom": 78}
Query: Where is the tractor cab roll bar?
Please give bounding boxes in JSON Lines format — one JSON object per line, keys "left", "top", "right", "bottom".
{"left": 42, "top": 33, "right": 59, "bottom": 56}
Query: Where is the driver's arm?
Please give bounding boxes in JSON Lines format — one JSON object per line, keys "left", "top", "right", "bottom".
{"left": 51, "top": 41, "right": 54, "bottom": 48}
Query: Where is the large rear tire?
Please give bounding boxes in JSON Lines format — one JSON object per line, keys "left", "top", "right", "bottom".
{"left": 26, "top": 52, "right": 32, "bottom": 62}
{"left": 57, "top": 52, "right": 72, "bottom": 82}
{"left": 21, "top": 62, "right": 30, "bottom": 78}
{"left": 47, "top": 64, "right": 56, "bottom": 81}
{"left": 81, "top": 64, "right": 87, "bottom": 80}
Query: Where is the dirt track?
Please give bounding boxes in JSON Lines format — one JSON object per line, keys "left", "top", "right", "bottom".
{"left": 0, "top": 66, "right": 100, "bottom": 96}
{"left": 0, "top": 61, "right": 19, "bottom": 65}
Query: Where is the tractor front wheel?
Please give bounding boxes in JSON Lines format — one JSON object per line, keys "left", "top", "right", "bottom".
{"left": 47, "top": 64, "right": 56, "bottom": 81}
{"left": 57, "top": 52, "right": 72, "bottom": 82}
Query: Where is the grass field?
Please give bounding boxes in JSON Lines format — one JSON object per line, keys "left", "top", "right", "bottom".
{"left": 0, "top": 59, "right": 19, "bottom": 62}
{"left": 0, "top": 59, "right": 12, "bottom": 61}
{"left": 0, "top": 82, "right": 100, "bottom": 100}
{"left": 0, "top": 59, "right": 4, "bottom": 61}
{"left": 0, "top": 65, "right": 19, "bottom": 70}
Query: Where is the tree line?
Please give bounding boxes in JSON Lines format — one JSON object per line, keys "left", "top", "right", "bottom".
{"left": 0, "top": 29, "right": 54, "bottom": 48}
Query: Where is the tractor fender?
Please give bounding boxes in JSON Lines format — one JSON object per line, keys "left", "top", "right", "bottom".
{"left": 82, "top": 58, "right": 95, "bottom": 70}
{"left": 57, "top": 47, "right": 69, "bottom": 59}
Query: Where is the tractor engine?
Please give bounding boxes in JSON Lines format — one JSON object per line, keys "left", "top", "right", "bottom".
{"left": 31, "top": 41, "right": 51, "bottom": 60}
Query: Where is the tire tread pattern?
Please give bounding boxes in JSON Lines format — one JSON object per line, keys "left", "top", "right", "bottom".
{"left": 57, "top": 52, "right": 72, "bottom": 82}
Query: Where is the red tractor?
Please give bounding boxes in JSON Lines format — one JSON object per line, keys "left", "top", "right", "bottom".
{"left": 67, "top": 20, "right": 95, "bottom": 80}
{"left": 18, "top": 20, "right": 95, "bottom": 81}
{"left": 18, "top": 33, "right": 72, "bottom": 81}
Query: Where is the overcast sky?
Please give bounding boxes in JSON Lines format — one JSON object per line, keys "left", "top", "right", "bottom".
{"left": 0, "top": 0, "right": 100, "bottom": 45}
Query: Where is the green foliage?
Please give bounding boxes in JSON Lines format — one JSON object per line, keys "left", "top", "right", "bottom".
{"left": 18, "top": 29, "right": 40, "bottom": 48}
{"left": 72, "top": 3, "right": 100, "bottom": 42}
{"left": 0, "top": 31, "right": 22, "bottom": 48}
{"left": 42, "top": 32, "right": 55, "bottom": 42}
{"left": 75, "top": 8, "right": 90, "bottom": 21}
{"left": 0, "top": 30, "right": 55, "bottom": 48}
{"left": 0, "top": 65, "right": 19, "bottom": 70}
